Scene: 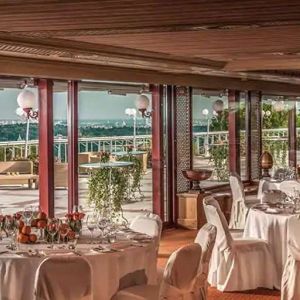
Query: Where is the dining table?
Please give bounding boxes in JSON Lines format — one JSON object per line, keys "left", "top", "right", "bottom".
{"left": 243, "top": 205, "right": 298, "bottom": 288}
{"left": 0, "top": 229, "right": 157, "bottom": 300}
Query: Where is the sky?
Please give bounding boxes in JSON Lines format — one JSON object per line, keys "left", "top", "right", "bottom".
{"left": 0, "top": 88, "right": 226, "bottom": 121}
{"left": 0, "top": 89, "right": 149, "bottom": 120}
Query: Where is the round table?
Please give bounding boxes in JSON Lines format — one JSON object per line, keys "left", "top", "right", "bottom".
{"left": 0, "top": 232, "right": 157, "bottom": 300}
{"left": 244, "top": 208, "right": 296, "bottom": 286}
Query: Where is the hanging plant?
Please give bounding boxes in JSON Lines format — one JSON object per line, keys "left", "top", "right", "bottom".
{"left": 87, "top": 152, "right": 130, "bottom": 221}
{"left": 117, "top": 154, "right": 144, "bottom": 201}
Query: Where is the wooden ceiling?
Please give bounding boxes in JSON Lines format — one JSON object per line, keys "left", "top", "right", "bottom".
{"left": 1, "top": 0, "right": 300, "bottom": 92}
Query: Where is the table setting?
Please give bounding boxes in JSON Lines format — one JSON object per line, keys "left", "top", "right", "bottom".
{"left": 0, "top": 205, "right": 157, "bottom": 300}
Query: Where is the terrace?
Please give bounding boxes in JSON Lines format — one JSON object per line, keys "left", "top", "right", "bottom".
{"left": 1, "top": 2, "right": 300, "bottom": 299}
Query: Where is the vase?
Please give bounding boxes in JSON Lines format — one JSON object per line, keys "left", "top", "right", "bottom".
{"left": 260, "top": 151, "right": 273, "bottom": 177}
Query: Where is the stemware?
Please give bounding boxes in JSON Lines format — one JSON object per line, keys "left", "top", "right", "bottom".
{"left": 22, "top": 205, "right": 33, "bottom": 225}
{"left": 58, "top": 219, "right": 70, "bottom": 247}
{"left": 47, "top": 218, "right": 59, "bottom": 249}
{"left": 4, "top": 217, "right": 18, "bottom": 250}
{"left": 98, "top": 215, "right": 110, "bottom": 243}
{"left": 86, "top": 214, "right": 98, "bottom": 243}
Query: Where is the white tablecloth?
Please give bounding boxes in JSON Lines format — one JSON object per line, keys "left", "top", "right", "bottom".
{"left": 244, "top": 208, "right": 295, "bottom": 286}
{"left": 0, "top": 235, "right": 157, "bottom": 300}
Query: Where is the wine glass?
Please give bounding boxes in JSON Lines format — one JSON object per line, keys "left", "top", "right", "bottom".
{"left": 58, "top": 220, "right": 70, "bottom": 247}
{"left": 22, "top": 205, "right": 33, "bottom": 225}
{"left": 98, "top": 215, "right": 109, "bottom": 243}
{"left": 47, "top": 218, "right": 59, "bottom": 249}
{"left": 86, "top": 214, "right": 97, "bottom": 243}
{"left": 5, "top": 217, "right": 18, "bottom": 250}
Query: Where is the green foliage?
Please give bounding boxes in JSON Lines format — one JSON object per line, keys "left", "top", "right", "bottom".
{"left": 209, "top": 143, "right": 229, "bottom": 181}
{"left": 263, "top": 140, "right": 288, "bottom": 168}
{"left": 262, "top": 103, "right": 288, "bottom": 129}
{"left": 116, "top": 155, "right": 143, "bottom": 200}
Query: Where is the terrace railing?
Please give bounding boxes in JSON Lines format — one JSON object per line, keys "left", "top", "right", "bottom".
{"left": 0, "top": 127, "right": 292, "bottom": 162}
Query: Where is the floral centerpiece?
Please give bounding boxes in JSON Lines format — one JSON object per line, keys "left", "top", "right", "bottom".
{"left": 65, "top": 211, "right": 85, "bottom": 234}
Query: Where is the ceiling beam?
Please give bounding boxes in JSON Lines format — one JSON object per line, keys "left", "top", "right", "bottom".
{"left": 225, "top": 57, "right": 300, "bottom": 71}
{"left": 0, "top": 55, "right": 300, "bottom": 95}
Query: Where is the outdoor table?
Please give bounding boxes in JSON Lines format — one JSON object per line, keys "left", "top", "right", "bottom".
{"left": 0, "top": 230, "right": 157, "bottom": 300}
{"left": 111, "top": 151, "right": 148, "bottom": 173}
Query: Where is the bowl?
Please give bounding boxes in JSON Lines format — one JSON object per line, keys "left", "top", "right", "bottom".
{"left": 182, "top": 169, "right": 212, "bottom": 191}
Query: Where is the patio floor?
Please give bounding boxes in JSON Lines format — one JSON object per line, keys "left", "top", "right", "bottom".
{"left": 0, "top": 169, "right": 153, "bottom": 221}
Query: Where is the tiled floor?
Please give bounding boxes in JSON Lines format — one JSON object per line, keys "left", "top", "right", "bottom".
{"left": 0, "top": 170, "right": 153, "bottom": 222}
{"left": 158, "top": 228, "right": 281, "bottom": 300}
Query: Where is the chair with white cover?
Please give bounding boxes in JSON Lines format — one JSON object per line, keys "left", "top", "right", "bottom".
{"left": 113, "top": 243, "right": 205, "bottom": 300}
{"left": 281, "top": 215, "right": 300, "bottom": 300}
{"left": 229, "top": 173, "right": 259, "bottom": 229}
{"left": 130, "top": 213, "right": 162, "bottom": 252}
{"left": 194, "top": 223, "right": 217, "bottom": 299}
{"left": 34, "top": 256, "right": 92, "bottom": 300}
{"left": 203, "top": 195, "right": 277, "bottom": 291}
{"left": 280, "top": 180, "right": 300, "bottom": 196}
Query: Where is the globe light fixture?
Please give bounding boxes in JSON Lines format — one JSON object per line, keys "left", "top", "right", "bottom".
{"left": 17, "top": 89, "right": 38, "bottom": 119}
{"left": 212, "top": 99, "right": 224, "bottom": 113}
{"left": 202, "top": 108, "right": 209, "bottom": 116}
{"left": 135, "top": 94, "right": 152, "bottom": 118}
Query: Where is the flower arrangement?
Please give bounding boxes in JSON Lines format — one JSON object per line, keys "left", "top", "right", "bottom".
{"left": 65, "top": 211, "right": 85, "bottom": 234}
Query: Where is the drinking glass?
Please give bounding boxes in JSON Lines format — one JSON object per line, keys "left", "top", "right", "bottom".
{"left": 98, "top": 215, "right": 109, "bottom": 243}
{"left": 58, "top": 220, "right": 70, "bottom": 247}
{"left": 22, "top": 205, "right": 33, "bottom": 225}
{"left": 86, "top": 214, "right": 97, "bottom": 243}
{"left": 47, "top": 218, "right": 59, "bottom": 248}
{"left": 5, "top": 217, "right": 18, "bottom": 250}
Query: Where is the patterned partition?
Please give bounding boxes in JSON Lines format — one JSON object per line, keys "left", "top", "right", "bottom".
{"left": 249, "top": 91, "right": 262, "bottom": 180}
{"left": 174, "top": 86, "right": 192, "bottom": 193}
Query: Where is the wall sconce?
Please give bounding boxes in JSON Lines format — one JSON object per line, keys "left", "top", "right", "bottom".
{"left": 135, "top": 94, "right": 152, "bottom": 118}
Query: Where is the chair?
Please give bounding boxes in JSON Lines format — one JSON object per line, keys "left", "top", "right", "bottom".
{"left": 229, "top": 173, "right": 259, "bottom": 229}
{"left": 34, "top": 256, "right": 92, "bottom": 300}
{"left": 203, "top": 195, "right": 277, "bottom": 291}
{"left": 261, "top": 190, "right": 286, "bottom": 203}
{"left": 194, "top": 223, "right": 217, "bottom": 299}
{"left": 281, "top": 215, "right": 300, "bottom": 300}
{"left": 113, "top": 243, "right": 204, "bottom": 300}
{"left": 54, "top": 163, "right": 68, "bottom": 189}
{"left": 280, "top": 180, "right": 300, "bottom": 196}
{"left": 130, "top": 213, "right": 162, "bottom": 252}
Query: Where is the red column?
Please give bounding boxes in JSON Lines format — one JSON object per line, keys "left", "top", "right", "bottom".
{"left": 288, "top": 102, "right": 297, "bottom": 169}
{"left": 38, "top": 79, "right": 54, "bottom": 217}
{"left": 67, "top": 81, "right": 79, "bottom": 212}
{"left": 151, "top": 84, "right": 164, "bottom": 219}
{"left": 228, "top": 90, "right": 241, "bottom": 175}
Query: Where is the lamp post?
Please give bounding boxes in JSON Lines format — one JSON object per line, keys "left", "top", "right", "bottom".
{"left": 125, "top": 108, "right": 137, "bottom": 151}
{"left": 16, "top": 89, "right": 38, "bottom": 158}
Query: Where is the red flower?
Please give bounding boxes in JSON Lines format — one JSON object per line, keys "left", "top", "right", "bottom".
{"left": 65, "top": 213, "right": 73, "bottom": 220}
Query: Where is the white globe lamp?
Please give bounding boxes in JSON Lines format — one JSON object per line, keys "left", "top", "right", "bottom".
{"left": 17, "top": 89, "right": 36, "bottom": 110}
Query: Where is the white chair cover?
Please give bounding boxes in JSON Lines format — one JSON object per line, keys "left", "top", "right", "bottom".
{"left": 194, "top": 223, "right": 217, "bottom": 299}
{"left": 114, "top": 244, "right": 204, "bottom": 300}
{"left": 130, "top": 214, "right": 162, "bottom": 252}
{"left": 203, "top": 195, "right": 277, "bottom": 291}
{"left": 261, "top": 190, "right": 286, "bottom": 203}
{"left": 281, "top": 215, "right": 300, "bottom": 300}
{"left": 280, "top": 180, "right": 300, "bottom": 195}
{"left": 229, "top": 174, "right": 251, "bottom": 229}
{"left": 34, "top": 256, "right": 92, "bottom": 300}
